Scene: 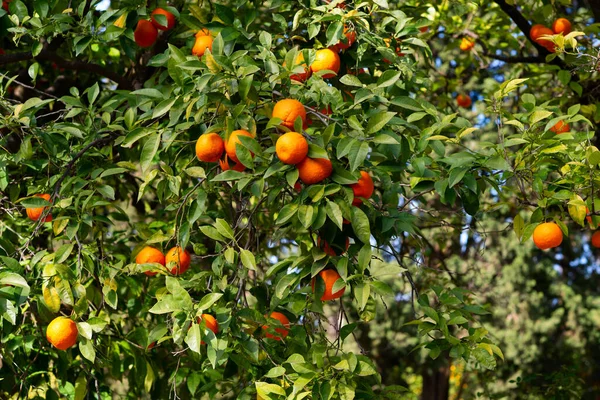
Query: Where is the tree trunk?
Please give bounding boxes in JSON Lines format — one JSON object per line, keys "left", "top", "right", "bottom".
{"left": 421, "top": 363, "right": 450, "bottom": 400}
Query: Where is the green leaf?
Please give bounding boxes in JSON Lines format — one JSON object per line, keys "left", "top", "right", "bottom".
{"left": 366, "top": 111, "right": 396, "bottom": 134}
{"left": 354, "top": 282, "right": 370, "bottom": 311}
{"left": 339, "top": 74, "right": 363, "bottom": 87}
{"left": 152, "top": 98, "right": 177, "bottom": 119}
{"left": 197, "top": 293, "right": 223, "bottom": 310}
{"left": 79, "top": 338, "right": 96, "bottom": 362}
{"left": 140, "top": 133, "right": 161, "bottom": 173}
{"left": 351, "top": 207, "right": 371, "bottom": 244}
{"left": 240, "top": 249, "right": 257, "bottom": 271}
{"left": 376, "top": 70, "right": 401, "bottom": 88}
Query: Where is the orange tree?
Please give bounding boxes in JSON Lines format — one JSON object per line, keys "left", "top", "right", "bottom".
{"left": 0, "top": 0, "right": 598, "bottom": 399}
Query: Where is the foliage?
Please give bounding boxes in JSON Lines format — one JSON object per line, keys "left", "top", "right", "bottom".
{"left": 0, "top": 0, "right": 599, "bottom": 399}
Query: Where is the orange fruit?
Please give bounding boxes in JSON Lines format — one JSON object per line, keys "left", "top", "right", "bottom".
{"left": 351, "top": 171, "right": 374, "bottom": 206}
{"left": 293, "top": 182, "right": 302, "bottom": 192}
{"left": 192, "top": 35, "right": 213, "bottom": 57}
{"left": 197, "top": 313, "right": 219, "bottom": 344}
{"left": 532, "top": 222, "right": 563, "bottom": 250}
{"left": 150, "top": 8, "right": 176, "bottom": 31}
{"left": 459, "top": 37, "right": 475, "bottom": 51}
{"left": 262, "top": 311, "right": 290, "bottom": 340}
{"left": 286, "top": 53, "right": 311, "bottom": 82}
{"left": 586, "top": 207, "right": 596, "bottom": 228}
{"left": 550, "top": 120, "right": 569, "bottom": 134}
{"left": 552, "top": 18, "right": 571, "bottom": 35}
{"left": 134, "top": 20, "right": 158, "bottom": 48}
{"left": 276, "top": 132, "right": 309, "bottom": 165}
{"left": 1, "top": 1, "right": 8, "bottom": 12}
{"left": 592, "top": 231, "right": 600, "bottom": 248}
{"left": 272, "top": 99, "right": 306, "bottom": 130}
{"left": 456, "top": 94, "right": 472, "bottom": 108}
{"left": 219, "top": 154, "right": 246, "bottom": 172}
{"left": 310, "top": 48, "right": 341, "bottom": 79}
{"left": 26, "top": 193, "right": 52, "bottom": 222}
{"left": 165, "top": 246, "right": 191, "bottom": 275}
{"left": 46, "top": 316, "right": 78, "bottom": 350}
{"left": 419, "top": 26, "right": 429, "bottom": 33}
{"left": 331, "top": 26, "right": 356, "bottom": 52}
{"left": 195, "top": 28, "right": 211, "bottom": 38}
{"left": 311, "top": 269, "right": 346, "bottom": 301}
{"left": 529, "top": 24, "right": 555, "bottom": 51}
{"left": 136, "top": 246, "right": 165, "bottom": 277}
{"left": 196, "top": 133, "right": 225, "bottom": 162}
{"left": 297, "top": 157, "right": 333, "bottom": 185}
{"left": 225, "top": 129, "right": 255, "bottom": 164}
{"left": 317, "top": 237, "right": 349, "bottom": 256}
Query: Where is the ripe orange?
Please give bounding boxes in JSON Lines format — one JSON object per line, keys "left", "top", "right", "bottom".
{"left": 46, "top": 316, "right": 78, "bottom": 350}
{"left": 219, "top": 155, "right": 246, "bottom": 172}
{"left": 552, "top": 18, "right": 571, "bottom": 35}
{"left": 592, "top": 231, "right": 600, "bottom": 248}
{"left": 456, "top": 94, "right": 472, "bottom": 108}
{"left": 293, "top": 182, "right": 302, "bottom": 192}
{"left": 311, "top": 269, "right": 346, "bottom": 301}
{"left": 586, "top": 207, "right": 597, "bottom": 228}
{"left": 165, "top": 246, "right": 191, "bottom": 275}
{"left": 225, "top": 129, "right": 255, "bottom": 164}
{"left": 192, "top": 35, "right": 213, "bottom": 57}
{"left": 134, "top": 20, "right": 158, "bottom": 48}
{"left": 310, "top": 48, "right": 341, "bottom": 78}
{"left": 151, "top": 8, "right": 176, "bottom": 31}
{"left": 262, "top": 311, "right": 290, "bottom": 340}
{"left": 297, "top": 157, "right": 333, "bottom": 185}
{"left": 459, "top": 37, "right": 475, "bottom": 51}
{"left": 196, "top": 133, "right": 225, "bottom": 162}
{"left": 529, "top": 24, "right": 555, "bottom": 51}
{"left": 195, "top": 28, "right": 211, "bottom": 38}
{"left": 136, "top": 246, "right": 165, "bottom": 277}
{"left": 351, "top": 171, "right": 374, "bottom": 206}
{"left": 419, "top": 26, "right": 429, "bottom": 33}
{"left": 276, "top": 132, "right": 309, "bottom": 165}
{"left": 550, "top": 120, "right": 569, "bottom": 134}
{"left": 331, "top": 26, "right": 356, "bottom": 52}
{"left": 26, "top": 193, "right": 52, "bottom": 222}
{"left": 318, "top": 237, "right": 349, "bottom": 256}
{"left": 1, "top": 1, "right": 8, "bottom": 12}
{"left": 286, "top": 53, "right": 311, "bottom": 82}
{"left": 272, "top": 99, "right": 306, "bottom": 130}
{"left": 197, "top": 313, "right": 219, "bottom": 344}
{"left": 532, "top": 222, "right": 563, "bottom": 250}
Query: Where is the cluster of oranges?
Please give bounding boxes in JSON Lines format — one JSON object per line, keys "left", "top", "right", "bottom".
{"left": 133, "top": 8, "right": 177, "bottom": 48}
{"left": 530, "top": 17, "right": 572, "bottom": 52}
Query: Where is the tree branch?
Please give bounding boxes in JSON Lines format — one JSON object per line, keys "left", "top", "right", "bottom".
{"left": 0, "top": 50, "right": 133, "bottom": 90}
{"left": 493, "top": 0, "right": 568, "bottom": 70}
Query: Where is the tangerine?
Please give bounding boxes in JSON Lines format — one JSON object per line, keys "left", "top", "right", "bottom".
{"left": 135, "top": 246, "right": 165, "bottom": 277}
{"left": 532, "top": 222, "right": 563, "bottom": 250}
{"left": 262, "top": 312, "right": 290, "bottom": 341}
{"left": 196, "top": 133, "right": 225, "bottom": 162}
{"left": 134, "top": 20, "right": 158, "bottom": 48}
{"left": 165, "top": 246, "right": 191, "bottom": 275}
{"left": 297, "top": 157, "right": 332, "bottom": 185}
{"left": 311, "top": 269, "right": 346, "bottom": 301}
{"left": 225, "top": 129, "right": 255, "bottom": 164}
{"left": 276, "top": 132, "right": 309, "bottom": 165}
{"left": 46, "top": 316, "right": 78, "bottom": 351}
{"left": 26, "top": 193, "right": 52, "bottom": 222}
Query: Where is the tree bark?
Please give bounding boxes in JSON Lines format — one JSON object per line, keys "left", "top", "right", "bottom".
{"left": 421, "top": 362, "right": 450, "bottom": 400}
